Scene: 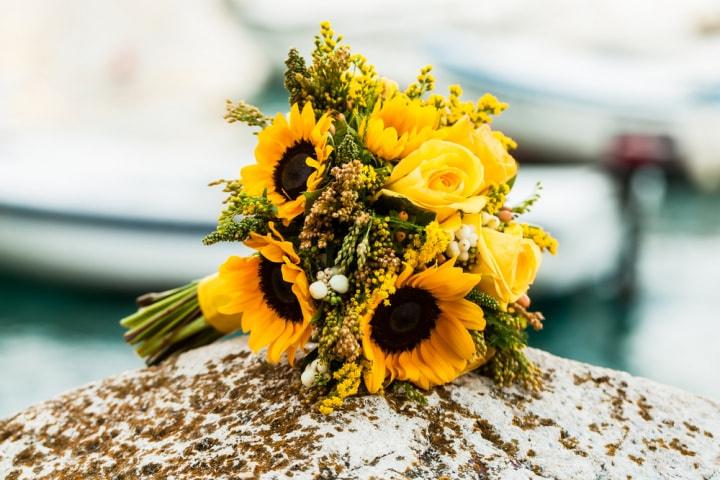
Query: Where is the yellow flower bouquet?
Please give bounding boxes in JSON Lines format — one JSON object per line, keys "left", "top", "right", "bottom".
{"left": 120, "top": 23, "right": 557, "bottom": 413}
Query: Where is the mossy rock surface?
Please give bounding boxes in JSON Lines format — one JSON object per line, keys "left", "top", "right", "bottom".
{"left": 1, "top": 338, "right": 719, "bottom": 479}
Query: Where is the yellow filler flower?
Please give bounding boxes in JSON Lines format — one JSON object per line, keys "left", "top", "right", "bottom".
{"left": 241, "top": 103, "right": 333, "bottom": 222}
{"left": 200, "top": 228, "right": 314, "bottom": 365}
{"left": 361, "top": 259, "right": 486, "bottom": 392}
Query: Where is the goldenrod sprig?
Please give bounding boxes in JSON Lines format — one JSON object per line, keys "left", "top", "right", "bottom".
{"left": 203, "top": 182, "right": 276, "bottom": 245}
{"left": 317, "top": 361, "right": 362, "bottom": 414}
{"left": 405, "top": 65, "right": 435, "bottom": 100}
{"left": 518, "top": 223, "right": 559, "bottom": 254}
{"left": 224, "top": 99, "right": 270, "bottom": 129}
{"left": 485, "top": 183, "right": 511, "bottom": 215}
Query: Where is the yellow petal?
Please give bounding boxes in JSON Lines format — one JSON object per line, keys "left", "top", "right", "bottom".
{"left": 419, "top": 339, "right": 455, "bottom": 384}
{"left": 289, "top": 103, "right": 303, "bottom": 139}
{"left": 287, "top": 341, "right": 298, "bottom": 366}
{"left": 385, "top": 352, "right": 401, "bottom": 381}
{"left": 408, "top": 260, "right": 481, "bottom": 301}
{"left": 197, "top": 274, "right": 244, "bottom": 334}
{"left": 240, "top": 164, "right": 271, "bottom": 196}
{"left": 266, "top": 323, "right": 294, "bottom": 364}
{"left": 409, "top": 347, "right": 438, "bottom": 389}
{"left": 439, "top": 299, "right": 486, "bottom": 331}
{"left": 435, "top": 317, "right": 475, "bottom": 360}
{"left": 397, "top": 350, "right": 420, "bottom": 383}
{"left": 439, "top": 212, "right": 462, "bottom": 233}
{"left": 430, "top": 334, "right": 467, "bottom": 372}
{"left": 247, "top": 314, "right": 284, "bottom": 352}
{"left": 364, "top": 343, "right": 387, "bottom": 394}
{"left": 301, "top": 102, "right": 315, "bottom": 139}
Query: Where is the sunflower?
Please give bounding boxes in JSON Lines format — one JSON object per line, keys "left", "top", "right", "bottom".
{"left": 212, "top": 226, "right": 314, "bottom": 365}
{"left": 361, "top": 259, "right": 487, "bottom": 392}
{"left": 241, "top": 102, "right": 333, "bottom": 222}
{"left": 360, "top": 95, "right": 439, "bottom": 161}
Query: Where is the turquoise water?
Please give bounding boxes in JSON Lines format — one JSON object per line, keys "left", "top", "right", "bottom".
{"left": 0, "top": 274, "right": 142, "bottom": 416}
{"left": 0, "top": 181, "right": 718, "bottom": 418}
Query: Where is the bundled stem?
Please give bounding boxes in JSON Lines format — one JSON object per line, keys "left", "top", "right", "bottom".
{"left": 121, "top": 281, "right": 223, "bottom": 365}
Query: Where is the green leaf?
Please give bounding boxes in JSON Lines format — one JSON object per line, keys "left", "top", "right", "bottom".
{"left": 506, "top": 175, "right": 516, "bottom": 189}
{"left": 373, "top": 194, "right": 436, "bottom": 226}
{"left": 304, "top": 189, "right": 323, "bottom": 215}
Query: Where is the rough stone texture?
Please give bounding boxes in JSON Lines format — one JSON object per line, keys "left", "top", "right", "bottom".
{"left": 1, "top": 338, "right": 719, "bottom": 480}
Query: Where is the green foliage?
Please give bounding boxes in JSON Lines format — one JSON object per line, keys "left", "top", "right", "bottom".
{"left": 470, "top": 329, "right": 488, "bottom": 359}
{"left": 481, "top": 309, "right": 540, "bottom": 390}
{"left": 203, "top": 180, "right": 276, "bottom": 245}
{"left": 466, "top": 288, "right": 501, "bottom": 311}
{"left": 465, "top": 288, "right": 539, "bottom": 389}
{"left": 335, "top": 132, "right": 360, "bottom": 165}
{"left": 373, "top": 195, "right": 436, "bottom": 227}
{"left": 482, "top": 347, "right": 541, "bottom": 391}
{"left": 284, "top": 48, "right": 310, "bottom": 108}
{"left": 224, "top": 100, "right": 271, "bottom": 129}
{"left": 282, "top": 25, "right": 352, "bottom": 115}
{"left": 392, "top": 381, "right": 429, "bottom": 404}
{"left": 203, "top": 216, "right": 270, "bottom": 246}
{"left": 484, "top": 310, "right": 528, "bottom": 350}
{"left": 333, "top": 219, "right": 371, "bottom": 273}
{"left": 512, "top": 182, "right": 543, "bottom": 214}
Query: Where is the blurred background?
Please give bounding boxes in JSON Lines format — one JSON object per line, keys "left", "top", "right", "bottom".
{"left": 1, "top": 0, "right": 719, "bottom": 417}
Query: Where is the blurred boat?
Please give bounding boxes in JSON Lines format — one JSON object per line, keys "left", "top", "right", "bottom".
{"left": 231, "top": 0, "right": 720, "bottom": 191}
{"left": 509, "top": 165, "right": 625, "bottom": 297}
{"left": 0, "top": 131, "right": 252, "bottom": 290}
{"left": 428, "top": 1, "right": 720, "bottom": 190}
{"left": 0, "top": 0, "right": 267, "bottom": 289}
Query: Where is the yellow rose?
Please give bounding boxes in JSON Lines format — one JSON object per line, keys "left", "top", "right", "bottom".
{"left": 463, "top": 214, "right": 542, "bottom": 304}
{"left": 439, "top": 117, "right": 517, "bottom": 188}
{"left": 381, "top": 139, "right": 487, "bottom": 223}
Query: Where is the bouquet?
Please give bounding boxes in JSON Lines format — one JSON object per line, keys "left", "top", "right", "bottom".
{"left": 121, "top": 22, "right": 557, "bottom": 414}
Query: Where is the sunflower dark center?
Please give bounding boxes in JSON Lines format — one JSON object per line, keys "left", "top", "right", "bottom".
{"left": 273, "top": 141, "right": 316, "bottom": 200}
{"left": 258, "top": 257, "right": 303, "bottom": 323}
{"left": 370, "top": 287, "right": 440, "bottom": 353}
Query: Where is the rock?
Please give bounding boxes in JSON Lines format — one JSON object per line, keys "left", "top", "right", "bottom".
{"left": 1, "top": 338, "right": 719, "bottom": 479}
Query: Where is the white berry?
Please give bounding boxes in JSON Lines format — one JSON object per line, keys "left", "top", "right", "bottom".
{"left": 459, "top": 238, "right": 471, "bottom": 252}
{"left": 329, "top": 274, "right": 349, "bottom": 294}
{"left": 446, "top": 240, "right": 460, "bottom": 257}
{"left": 301, "top": 363, "right": 317, "bottom": 387}
{"left": 309, "top": 280, "right": 328, "bottom": 300}
{"left": 459, "top": 251, "right": 470, "bottom": 262}
{"left": 468, "top": 233, "right": 478, "bottom": 248}
{"left": 455, "top": 225, "right": 472, "bottom": 240}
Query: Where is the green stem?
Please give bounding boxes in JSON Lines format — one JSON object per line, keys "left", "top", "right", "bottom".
{"left": 120, "top": 282, "right": 197, "bottom": 329}
{"left": 128, "top": 299, "right": 198, "bottom": 345}
{"left": 119, "top": 280, "right": 224, "bottom": 366}
{"left": 145, "top": 318, "right": 223, "bottom": 366}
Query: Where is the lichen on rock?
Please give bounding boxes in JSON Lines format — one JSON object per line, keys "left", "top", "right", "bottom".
{"left": 1, "top": 338, "right": 719, "bottom": 479}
